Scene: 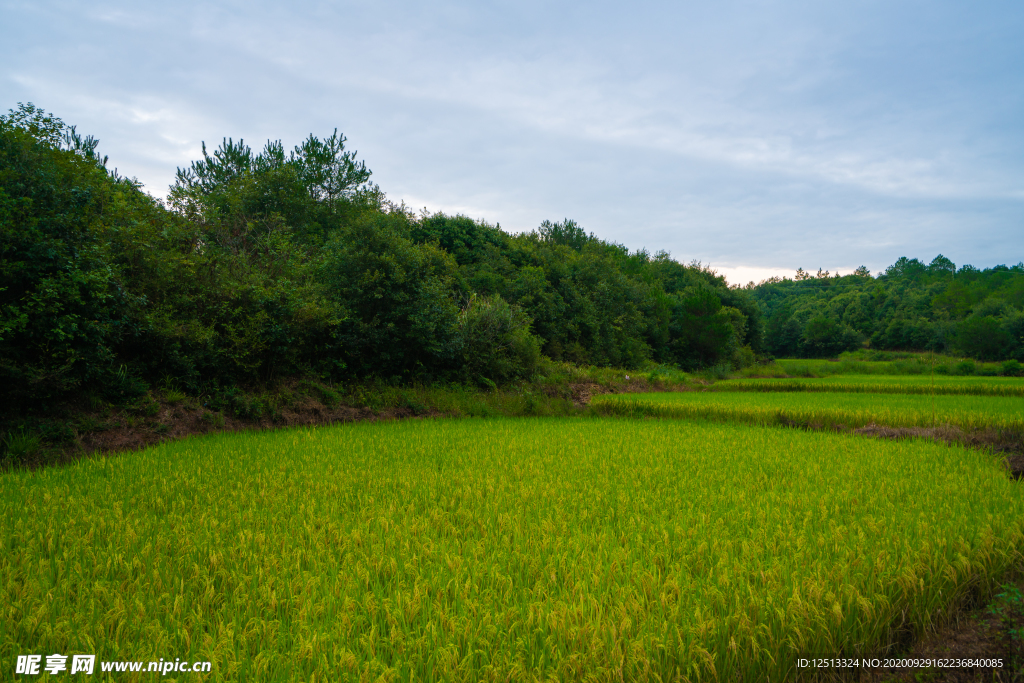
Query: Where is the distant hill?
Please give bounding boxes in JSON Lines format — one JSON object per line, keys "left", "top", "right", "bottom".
{"left": 747, "top": 257, "right": 1024, "bottom": 361}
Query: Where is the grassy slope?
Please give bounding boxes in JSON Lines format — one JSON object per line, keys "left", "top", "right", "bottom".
{"left": 0, "top": 361, "right": 693, "bottom": 468}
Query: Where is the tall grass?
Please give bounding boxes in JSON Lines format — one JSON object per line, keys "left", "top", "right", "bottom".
{"left": 3, "top": 418, "right": 1023, "bottom": 681}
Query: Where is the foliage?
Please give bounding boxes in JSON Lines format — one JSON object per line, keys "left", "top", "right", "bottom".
{"left": 1, "top": 103, "right": 767, "bottom": 430}
{"left": 750, "top": 255, "right": 1024, "bottom": 361}
{"left": 455, "top": 294, "right": 540, "bottom": 384}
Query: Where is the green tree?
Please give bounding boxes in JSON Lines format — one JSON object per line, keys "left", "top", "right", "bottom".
{"left": 954, "top": 316, "right": 1012, "bottom": 361}
{"left": 456, "top": 295, "right": 540, "bottom": 383}
{"left": 0, "top": 104, "right": 151, "bottom": 410}
{"left": 801, "top": 317, "right": 862, "bottom": 357}
{"left": 319, "top": 213, "right": 461, "bottom": 379}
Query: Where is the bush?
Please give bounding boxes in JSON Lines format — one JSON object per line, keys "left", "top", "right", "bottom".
{"left": 952, "top": 360, "right": 977, "bottom": 376}
{"left": 731, "top": 344, "right": 757, "bottom": 370}
{"left": 1001, "top": 360, "right": 1023, "bottom": 377}
{"left": 954, "top": 316, "right": 1013, "bottom": 361}
{"left": 456, "top": 295, "right": 541, "bottom": 384}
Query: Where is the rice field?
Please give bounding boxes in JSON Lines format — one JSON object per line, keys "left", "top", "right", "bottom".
{"left": 773, "top": 358, "right": 1009, "bottom": 377}
{"left": 713, "top": 374, "right": 1024, "bottom": 397}
{"left": 592, "top": 391, "right": 1024, "bottom": 432}
{"left": 3, "top": 418, "right": 1024, "bottom": 681}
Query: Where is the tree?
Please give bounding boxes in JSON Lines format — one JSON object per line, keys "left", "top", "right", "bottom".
{"left": 801, "top": 317, "right": 861, "bottom": 357}
{"left": 537, "top": 219, "right": 593, "bottom": 251}
{"left": 954, "top": 316, "right": 1012, "bottom": 361}
{"left": 169, "top": 131, "right": 374, "bottom": 245}
{"left": 319, "top": 213, "right": 461, "bottom": 378}
{"left": 928, "top": 254, "right": 955, "bottom": 275}
{"left": 456, "top": 295, "right": 540, "bottom": 383}
{"left": 669, "top": 289, "right": 739, "bottom": 369}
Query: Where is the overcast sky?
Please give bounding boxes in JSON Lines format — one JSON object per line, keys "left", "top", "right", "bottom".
{"left": 3, "top": 0, "right": 1022, "bottom": 284}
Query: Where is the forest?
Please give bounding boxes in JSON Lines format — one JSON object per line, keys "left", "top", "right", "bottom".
{"left": 3, "top": 103, "right": 1023, "bottom": 424}
{"left": 750, "top": 258, "right": 1024, "bottom": 361}
{"left": 0, "top": 104, "right": 763, "bottom": 418}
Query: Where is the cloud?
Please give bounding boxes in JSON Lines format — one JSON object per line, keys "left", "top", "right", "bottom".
{"left": 2, "top": 0, "right": 1021, "bottom": 273}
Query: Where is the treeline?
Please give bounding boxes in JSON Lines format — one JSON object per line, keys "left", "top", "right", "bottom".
{"left": 750, "top": 257, "right": 1024, "bottom": 360}
{"left": 0, "top": 104, "right": 764, "bottom": 416}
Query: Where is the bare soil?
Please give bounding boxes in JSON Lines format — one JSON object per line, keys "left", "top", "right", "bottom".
{"left": 854, "top": 424, "right": 1024, "bottom": 479}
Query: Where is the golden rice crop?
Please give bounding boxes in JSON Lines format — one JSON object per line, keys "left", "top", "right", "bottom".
{"left": 595, "top": 391, "right": 1024, "bottom": 432}
{"left": 716, "top": 375, "right": 1024, "bottom": 397}
{"left": 2, "top": 418, "right": 1022, "bottom": 681}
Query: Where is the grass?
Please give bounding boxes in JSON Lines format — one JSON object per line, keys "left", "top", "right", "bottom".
{"left": 3, "top": 418, "right": 1023, "bottom": 681}
{"left": 0, "top": 430, "right": 41, "bottom": 464}
{"left": 713, "top": 374, "right": 1024, "bottom": 397}
{"left": 593, "top": 391, "right": 1024, "bottom": 432}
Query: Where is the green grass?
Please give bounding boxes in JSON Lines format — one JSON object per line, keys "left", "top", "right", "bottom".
{"left": 593, "top": 391, "right": 1024, "bottom": 432}
{"left": 3, "top": 418, "right": 1023, "bottom": 681}
{"left": 713, "top": 374, "right": 1024, "bottom": 397}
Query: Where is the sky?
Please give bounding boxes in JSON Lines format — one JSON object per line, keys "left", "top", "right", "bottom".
{"left": 2, "top": 0, "right": 1022, "bottom": 285}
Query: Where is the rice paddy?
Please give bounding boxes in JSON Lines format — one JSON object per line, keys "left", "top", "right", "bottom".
{"left": 2, "top": 417, "right": 1023, "bottom": 681}
{"left": 593, "top": 391, "right": 1024, "bottom": 432}
{"left": 713, "top": 374, "right": 1024, "bottom": 397}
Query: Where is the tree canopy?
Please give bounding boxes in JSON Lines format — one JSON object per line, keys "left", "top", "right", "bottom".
{"left": 749, "top": 257, "right": 1024, "bottom": 360}
{"left": 1, "top": 104, "right": 763, "bottom": 417}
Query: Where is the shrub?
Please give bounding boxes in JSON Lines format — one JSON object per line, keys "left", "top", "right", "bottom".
{"left": 456, "top": 295, "right": 541, "bottom": 384}
{"left": 1001, "top": 360, "right": 1023, "bottom": 377}
{"left": 954, "top": 316, "right": 1013, "bottom": 361}
{"left": 953, "top": 360, "right": 977, "bottom": 376}
{"left": 1, "top": 430, "right": 41, "bottom": 463}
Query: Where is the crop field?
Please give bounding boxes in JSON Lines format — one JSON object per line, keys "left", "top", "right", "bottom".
{"left": 592, "top": 391, "right": 1024, "bottom": 432}
{"left": 713, "top": 374, "right": 1024, "bottom": 397}
{"left": 3, "top": 418, "right": 1023, "bottom": 681}
{"left": 773, "top": 358, "right": 1009, "bottom": 377}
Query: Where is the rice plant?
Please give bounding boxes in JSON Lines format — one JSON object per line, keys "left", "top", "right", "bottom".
{"left": 595, "top": 391, "right": 1024, "bottom": 432}
{"left": 714, "top": 374, "right": 1024, "bottom": 398}
{"left": 2, "top": 418, "right": 1022, "bottom": 681}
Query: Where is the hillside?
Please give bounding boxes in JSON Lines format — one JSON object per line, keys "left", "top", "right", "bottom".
{"left": 748, "top": 259, "right": 1024, "bottom": 360}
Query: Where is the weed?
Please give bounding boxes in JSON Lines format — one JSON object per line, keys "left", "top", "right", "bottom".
{"left": 1, "top": 430, "right": 42, "bottom": 463}
{"left": 199, "top": 411, "right": 225, "bottom": 428}
{"left": 163, "top": 388, "right": 188, "bottom": 405}
{"left": 299, "top": 380, "right": 341, "bottom": 407}
{"left": 988, "top": 584, "right": 1024, "bottom": 643}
